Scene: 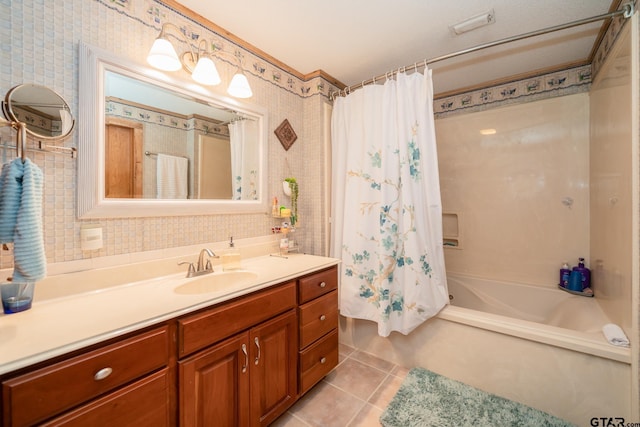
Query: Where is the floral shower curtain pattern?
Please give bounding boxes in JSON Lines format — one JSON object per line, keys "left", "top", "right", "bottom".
{"left": 330, "top": 69, "right": 449, "bottom": 337}
{"left": 228, "top": 119, "right": 259, "bottom": 200}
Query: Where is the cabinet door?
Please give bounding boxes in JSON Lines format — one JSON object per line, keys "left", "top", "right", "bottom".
{"left": 249, "top": 310, "right": 297, "bottom": 427}
{"left": 179, "top": 333, "right": 250, "bottom": 427}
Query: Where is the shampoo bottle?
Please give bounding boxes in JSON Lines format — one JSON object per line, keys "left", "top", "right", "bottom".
{"left": 559, "top": 262, "right": 571, "bottom": 288}
{"left": 572, "top": 257, "right": 591, "bottom": 290}
{"left": 222, "top": 236, "right": 242, "bottom": 271}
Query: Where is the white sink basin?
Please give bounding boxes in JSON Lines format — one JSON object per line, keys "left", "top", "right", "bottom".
{"left": 174, "top": 270, "right": 258, "bottom": 295}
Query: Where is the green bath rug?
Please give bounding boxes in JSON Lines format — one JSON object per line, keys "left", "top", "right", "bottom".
{"left": 380, "top": 368, "right": 573, "bottom": 427}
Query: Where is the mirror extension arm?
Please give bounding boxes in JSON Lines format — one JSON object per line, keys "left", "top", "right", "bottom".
{"left": 0, "top": 117, "right": 27, "bottom": 161}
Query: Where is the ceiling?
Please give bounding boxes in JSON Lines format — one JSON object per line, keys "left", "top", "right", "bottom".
{"left": 174, "top": 1, "right": 620, "bottom": 95}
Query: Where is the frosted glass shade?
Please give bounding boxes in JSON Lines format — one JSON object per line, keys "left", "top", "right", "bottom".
{"left": 147, "top": 38, "right": 181, "bottom": 71}
{"left": 227, "top": 71, "right": 253, "bottom": 98}
{"left": 191, "top": 56, "right": 221, "bottom": 86}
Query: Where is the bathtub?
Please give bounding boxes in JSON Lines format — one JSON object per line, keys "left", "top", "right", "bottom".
{"left": 339, "top": 273, "right": 632, "bottom": 425}
{"left": 444, "top": 273, "right": 628, "bottom": 361}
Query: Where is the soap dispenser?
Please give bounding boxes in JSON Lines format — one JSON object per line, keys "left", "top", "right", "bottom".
{"left": 222, "top": 236, "right": 241, "bottom": 271}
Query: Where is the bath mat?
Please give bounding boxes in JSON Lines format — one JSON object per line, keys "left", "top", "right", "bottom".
{"left": 380, "top": 368, "right": 574, "bottom": 427}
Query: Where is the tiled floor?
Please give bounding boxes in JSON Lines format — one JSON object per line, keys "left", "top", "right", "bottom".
{"left": 271, "top": 344, "right": 409, "bottom": 427}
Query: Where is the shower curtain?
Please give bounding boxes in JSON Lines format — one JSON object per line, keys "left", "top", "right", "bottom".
{"left": 228, "top": 120, "right": 259, "bottom": 200}
{"left": 330, "top": 69, "right": 448, "bottom": 337}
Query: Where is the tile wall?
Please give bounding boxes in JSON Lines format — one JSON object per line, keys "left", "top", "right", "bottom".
{"left": 0, "top": 0, "right": 336, "bottom": 270}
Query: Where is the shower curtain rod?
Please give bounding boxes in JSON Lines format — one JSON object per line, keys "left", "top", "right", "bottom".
{"left": 330, "top": 2, "right": 635, "bottom": 100}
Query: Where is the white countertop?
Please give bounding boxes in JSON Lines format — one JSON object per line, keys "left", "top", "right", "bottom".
{"left": 0, "top": 253, "right": 339, "bottom": 375}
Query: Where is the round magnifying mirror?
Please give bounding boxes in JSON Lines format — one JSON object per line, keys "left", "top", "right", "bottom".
{"left": 2, "top": 84, "right": 75, "bottom": 141}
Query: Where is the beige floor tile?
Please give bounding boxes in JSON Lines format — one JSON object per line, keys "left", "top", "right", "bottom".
{"left": 271, "top": 412, "right": 311, "bottom": 427}
{"left": 338, "top": 343, "right": 356, "bottom": 362}
{"left": 288, "top": 381, "right": 366, "bottom": 427}
{"left": 368, "top": 374, "right": 405, "bottom": 410}
{"left": 348, "top": 403, "right": 383, "bottom": 427}
{"left": 350, "top": 350, "right": 395, "bottom": 372}
{"left": 390, "top": 365, "right": 410, "bottom": 378}
{"left": 325, "top": 358, "right": 388, "bottom": 401}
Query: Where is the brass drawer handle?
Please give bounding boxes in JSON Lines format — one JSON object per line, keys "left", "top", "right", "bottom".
{"left": 94, "top": 367, "right": 113, "bottom": 381}
{"left": 320, "top": 357, "right": 327, "bottom": 364}
{"left": 319, "top": 281, "right": 326, "bottom": 288}
{"left": 254, "top": 337, "right": 261, "bottom": 366}
{"left": 241, "top": 343, "right": 248, "bottom": 373}
{"left": 319, "top": 314, "right": 326, "bottom": 321}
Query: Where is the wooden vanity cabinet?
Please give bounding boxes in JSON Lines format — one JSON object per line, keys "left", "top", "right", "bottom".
{"left": 1, "top": 325, "right": 173, "bottom": 427}
{"left": 0, "top": 263, "right": 340, "bottom": 427}
{"left": 178, "top": 282, "right": 297, "bottom": 427}
{"left": 297, "top": 267, "right": 339, "bottom": 394}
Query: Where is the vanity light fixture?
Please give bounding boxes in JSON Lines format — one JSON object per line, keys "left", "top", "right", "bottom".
{"left": 147, "top": 23, "right": 252, "bottom": 98}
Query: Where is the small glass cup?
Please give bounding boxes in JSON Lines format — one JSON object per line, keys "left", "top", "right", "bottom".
{"left": 1, "top": 282, "right": 34, "bottom": 314}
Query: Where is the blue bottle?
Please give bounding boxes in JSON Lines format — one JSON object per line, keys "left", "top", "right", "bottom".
{"left": 559, "top": 262, "right": 571, "bottom": 288}
{"left": 568, "top": 270, "right": 583, "bottom": 291}
{"left": 572, "top": 257, "right": 591, "bottom": 290}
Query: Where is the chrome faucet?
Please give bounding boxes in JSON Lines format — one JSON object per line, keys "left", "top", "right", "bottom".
{"left": 197, "top": 248, "right": 217, "bottom": 273}
{"left": 179, "top": 248, "right": 218, "bottom": 278}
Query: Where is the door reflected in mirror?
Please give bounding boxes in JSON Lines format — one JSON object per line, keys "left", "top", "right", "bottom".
{"left": 104, "top": 70, "right": 259, "bottom": 200}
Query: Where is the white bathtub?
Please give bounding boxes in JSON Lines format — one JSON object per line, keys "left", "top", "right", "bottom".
{"left": 339, "top": 273, "right": 633, "bottom": 425}
{"left": 444, "top": 273, "right": 627, "bottom": 361}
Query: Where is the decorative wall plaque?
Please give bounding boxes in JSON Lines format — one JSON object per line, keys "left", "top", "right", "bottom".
{"left": 274, "top": 119, "right": 297, "bottom": 151}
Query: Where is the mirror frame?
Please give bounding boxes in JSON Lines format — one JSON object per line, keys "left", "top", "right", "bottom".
{"left": 77, "top": 42, "right": 268, "bottom": 218}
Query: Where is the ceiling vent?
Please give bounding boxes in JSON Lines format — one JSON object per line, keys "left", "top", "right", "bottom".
{"left": 450, "top": 9, "right": 496, "bottom": 35}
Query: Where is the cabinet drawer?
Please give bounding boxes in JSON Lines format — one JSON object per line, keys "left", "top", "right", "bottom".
{"left": 298, "top": 266, "right": 338, "bottom": 304}
{"left": 41, "top": 369, "right": 171, "bottom": 427}
{"left": 2, "top": 326, "right": 169, "bottom": 427}
{"left": 299, "top": 290, "right": 338, "bottom": 349}
{"left": 299, "top": 329, "right": 338, "bottom": 394}
{"left": 179, "top": 281, "right": 296, "bottom": 357}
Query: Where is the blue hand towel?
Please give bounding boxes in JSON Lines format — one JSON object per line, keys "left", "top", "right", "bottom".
{"left": 0, "top": 159, "right": 23, "bottom": 242}
{"left": 0, "top": 158, "right": 46, "bottom": 282}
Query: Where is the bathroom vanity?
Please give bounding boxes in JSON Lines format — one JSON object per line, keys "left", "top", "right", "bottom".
{"left": 0, "top": 254, "right": 339, "bottom": 426}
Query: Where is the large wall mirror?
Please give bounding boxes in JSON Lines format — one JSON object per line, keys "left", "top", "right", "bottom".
{"left": 78, "top": 42, "right": 268, "bottom": 218}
